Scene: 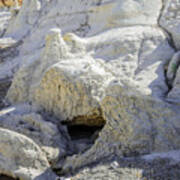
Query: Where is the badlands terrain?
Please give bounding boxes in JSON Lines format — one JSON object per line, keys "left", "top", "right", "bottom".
{"left": 0, "top": 0, "right": 180, "bottom": 179}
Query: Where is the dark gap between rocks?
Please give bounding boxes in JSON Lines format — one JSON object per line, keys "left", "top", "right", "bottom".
{"left": 53, "top": 119, "right": 105, "bottom": 176}
{"left": 164, "top": 62, "right": 173, "bottom": 94}
{"left": 0, "top": 79, "right": 11, "bottom": 109}
{"left": 53, "top": 123, "right": 105, "bottom": 176}
{"left": 66, "top": 124, "right": 104, "bottom": 154}
{"left": 67, "top": 124, "right": 103, "bottom": 141}
{"left": 62, "top": 115, "right": 105, "bottom": 155}
{"left": 0, "top": 175, "right": 19, "bottom": 180}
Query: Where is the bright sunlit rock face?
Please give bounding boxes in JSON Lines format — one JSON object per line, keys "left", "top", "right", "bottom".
{"left": 0, "top": 0, "right": 180, "bottom": 179}
{"left": 0, "top": 0, "right": 22, "bottom": 7}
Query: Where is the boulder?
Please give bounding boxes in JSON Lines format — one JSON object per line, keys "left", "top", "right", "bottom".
{"left": 160, "top": 0, "right": 180, "bottom": 49}
{"left": 2, "top": 0, "right": 180, "bottom": 175}
{"left": 0, "top": 128, "right": 57, "bottom": 180}
{"left": 0, "top": 104, "right": 70, "bottom": 165}
{"left": 0, "top": 0, "right": 22, "bottom": 8}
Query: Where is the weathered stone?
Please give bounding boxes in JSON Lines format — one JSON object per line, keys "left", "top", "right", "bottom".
{"left": 1, "top": 0, "right": 180, "bottom": 178}
{"left": 0, "top": 0, "right": 22, "bottom": 8}
{"left": 0, "top": 104, "right": 70, "bottom": 165}
{"left": 160, "top": 0, "right": 180, "bottom": 49}
{"left": 0, "top": 11, "right": 11, "bottom": 37}
{"left": 167, "top": 66, "right": 180, "bottom": 103}
{"left": 0, "top": 78, "right": 11, "bottom": 108}
{"left": 5, "top": 0, "right": 180, "bottom": 173}
{"left": 0, "top": 128, "right": 57, "bottom": 180}
{"left": 3, "top": 0, "right": 163, "bottom": 68}
{"left": 7, "top": 26, "right": 174, "bottom": 118}
{"left": 167, "top": 51, "right": 180, "bottom": 86}
{"left": 0, "top": 37, "right": 21, "bottom": 81}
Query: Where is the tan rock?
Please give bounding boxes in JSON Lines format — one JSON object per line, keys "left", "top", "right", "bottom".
{"left": 0, "top": 0, "right": 22, "bottom": 7}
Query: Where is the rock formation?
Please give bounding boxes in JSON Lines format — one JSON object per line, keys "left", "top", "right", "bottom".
{"left": 0, "top": 0, "right": 180, "bottom": 179}
{"left": 0, "top": 0, "right": 22, "bottom": 8}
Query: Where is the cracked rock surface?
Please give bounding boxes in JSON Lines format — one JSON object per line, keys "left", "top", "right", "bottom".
{"left": 0, "top": 0, "right": 180, "bottom": 179}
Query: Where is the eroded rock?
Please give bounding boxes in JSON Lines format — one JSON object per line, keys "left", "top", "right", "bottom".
{"left": 0, "top": 0, "right": 22, "bottom": 8}
{"left": 0, "top": 104, "right": 70, "bottom": 165}
{"left": 0, "top": 128, "right": 57, "bottom": 180}
{"left": 0, "top": 78, "right": 11, "bottom": 108}
{"left": 160, "top": 0, "right": 180, "bottom": 49}
{"left": 1, "top": 0, "right": 180, "bottom": 177}
{"left": 167, "top": 66, "right": 180, "bottom": 103}
{"left": 166, "top": 51, "right": 180, "bottom": 86}
{"left": 0, "top": 11, "right": 11, "bottom": 37}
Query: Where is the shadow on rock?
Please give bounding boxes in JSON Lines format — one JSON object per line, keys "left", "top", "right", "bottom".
{"left": 67, "top": 156, "right": 180, "bottom": 180}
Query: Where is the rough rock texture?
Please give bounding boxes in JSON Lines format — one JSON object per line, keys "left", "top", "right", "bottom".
{"left": 166, "top": 51, "right": 180, "bottom": 86}
{"left": 0, "top": 128, "right": 57, "bottom": 180}
{"left": 0, "top": 0, "right": 180, "bottom": 179}
{"left": 0, "top": 104, "right": 71, "bottom": 165}
{"left": 166, "top": 51, "right": 180, "bottom": 102}
{"left": 168, "top": 66, "right": 180, "bottom": 103}
{"left": 0, "top": 37, "right": 21, "bottom": 109}
{"left": 68, "top": 151, "right": 180, "bottom": 180}
{"left": 0, "top": 78, "right": 11, "bottom": 108}
{"left": 0, "top": 0, "right": 22, "bottom": 8}
{"left": 160, "top": 0, "right": 180, "bottom": 49}
{"left": 0, "top": 11, "right": 11, "bottom": 37}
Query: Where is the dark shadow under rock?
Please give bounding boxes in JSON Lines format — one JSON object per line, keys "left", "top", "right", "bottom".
{"left": 67, "top": 124, "right": 104, "bottom": 155}
{"left": 61, "top": 117, "right": 105, "bottom": 155}
{"left": 0, "top": 78, "right": 11, "bottom": 109}
{"left": 67, "top": 125, "right": 103, "bottom": 141}
{"left": 0, "top": 175, "right": 18, "bottom": 180}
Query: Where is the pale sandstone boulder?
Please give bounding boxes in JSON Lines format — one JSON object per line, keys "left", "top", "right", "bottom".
{"left": 0, "top": 104, "right": 70, "bottom": 165}
{"left": 159, "top": 0, "right": 180, "bottom": 103}
{"left": 7, "top": 26, "right": 174, "bottom": 121}
{"left": 0, "top": 0, "right": 22, "bottom": 8}
{"left": 7, "top": 25, "right": 180, "bottom": 173}
{"left": 5, "top": 0, "right": 162, "bottom": 56}
{"left": 0, "top": 128, "right": 57, "bottom": 180}
{"left": 3, "top": 0, "right": 180, "bottom": 175}
{"left": 0, "top": 11, "right": 11, "bottom": 37}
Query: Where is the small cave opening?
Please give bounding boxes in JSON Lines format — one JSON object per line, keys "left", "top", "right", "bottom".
{"left": 66, "top": 124, "right": 104, "bottom": 154}
{"left": 62, "top": 115, "right": 105, "bottom": 154}
{"left": 67, "top": 124, "right": 104, "bottom": 141}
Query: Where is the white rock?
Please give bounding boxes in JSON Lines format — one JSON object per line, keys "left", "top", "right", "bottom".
{"left": 0, "top": 104, "right": 70, "bottom": 165}
{"left": 7, "top": 26, "right": 174, "bottom": 118}
{"left": 0, "top": 128, "right": 57, "bottom": 180}
{"left": 2, "top": 0, "right": 180, "bottom": 174}
{"left": 160, "top": 0, "right": 180, "bottom": 49}
{"left": 0, "top": 10, "right": 11, "bottom": 37}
